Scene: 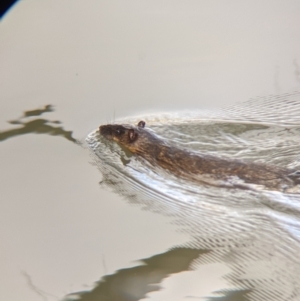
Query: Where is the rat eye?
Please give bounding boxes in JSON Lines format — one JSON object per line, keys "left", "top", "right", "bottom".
{"left": 115, "top": 127, "right": 124, "bottom": 135}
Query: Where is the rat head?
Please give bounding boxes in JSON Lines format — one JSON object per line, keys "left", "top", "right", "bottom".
{"left": 99, "top": 120, "right": 146, "bottom": 152}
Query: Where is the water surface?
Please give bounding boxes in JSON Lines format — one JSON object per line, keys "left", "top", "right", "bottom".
{"left": 85, "top": 93, "right": 300, "bottom": 301}
{"left": 2, "top": 1, "right": 300, "bottom": 300}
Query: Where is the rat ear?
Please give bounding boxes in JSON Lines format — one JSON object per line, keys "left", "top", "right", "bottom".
{"left": 137, "top": 120, "right": 145, "bottom": 128}
{"left": 128, "top": 129, "right": 137, "bottom": 142}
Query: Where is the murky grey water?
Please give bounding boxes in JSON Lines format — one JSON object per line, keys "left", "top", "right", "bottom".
{"left": 84, "top": 93, "right": 300, "bottom": 301}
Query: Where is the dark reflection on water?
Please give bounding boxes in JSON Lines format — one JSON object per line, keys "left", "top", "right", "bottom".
{"left": 22, "top": 104, "right": 54, "bottom": 117}
{"left": 0, "top": 105, "right": 78, "bottom": 143}
{"left": 206, "top": 289, "right": 251, "bottom": 301}
{"left": 64, "top": 247, "right": 209, "bottom": 301}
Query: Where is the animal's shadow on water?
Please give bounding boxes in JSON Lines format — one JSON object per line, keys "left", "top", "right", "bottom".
{"left": 0, "top": 105, "right": 78, "bottom": 144}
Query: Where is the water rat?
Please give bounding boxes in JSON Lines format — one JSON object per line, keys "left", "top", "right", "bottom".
{"left": 99, "top": 121, "right": 300, "bottom": 192}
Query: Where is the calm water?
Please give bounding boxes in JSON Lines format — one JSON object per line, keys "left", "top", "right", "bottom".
{"left": 84, "top": 93, "right": 300, "bottom": 301}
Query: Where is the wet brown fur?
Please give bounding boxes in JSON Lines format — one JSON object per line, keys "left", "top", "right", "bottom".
{"left": 99, "top": 121, "right": 300, "bottom": 191}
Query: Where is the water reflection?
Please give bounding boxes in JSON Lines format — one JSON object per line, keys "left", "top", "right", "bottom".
{"left": 63, "top": 247, "right": 209, "bottom": 301}
{"left": 206, "top": 290, "right": 251, "bottom": 301}
{"left": 0, "top": 105, "right": 78, "bottom": 143}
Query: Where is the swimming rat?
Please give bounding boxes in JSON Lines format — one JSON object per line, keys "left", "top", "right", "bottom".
{"left": 99, "top": 121, "right": 300, "bottom": 192}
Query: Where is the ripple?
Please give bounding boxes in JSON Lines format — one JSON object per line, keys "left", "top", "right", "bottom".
{"left": 86, "top": 92, "right": 300, "bottom": 301}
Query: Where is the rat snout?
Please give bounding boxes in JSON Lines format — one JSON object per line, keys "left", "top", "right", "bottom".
{"left": 99, "top": 125, "right": 113, "bottom": 137}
